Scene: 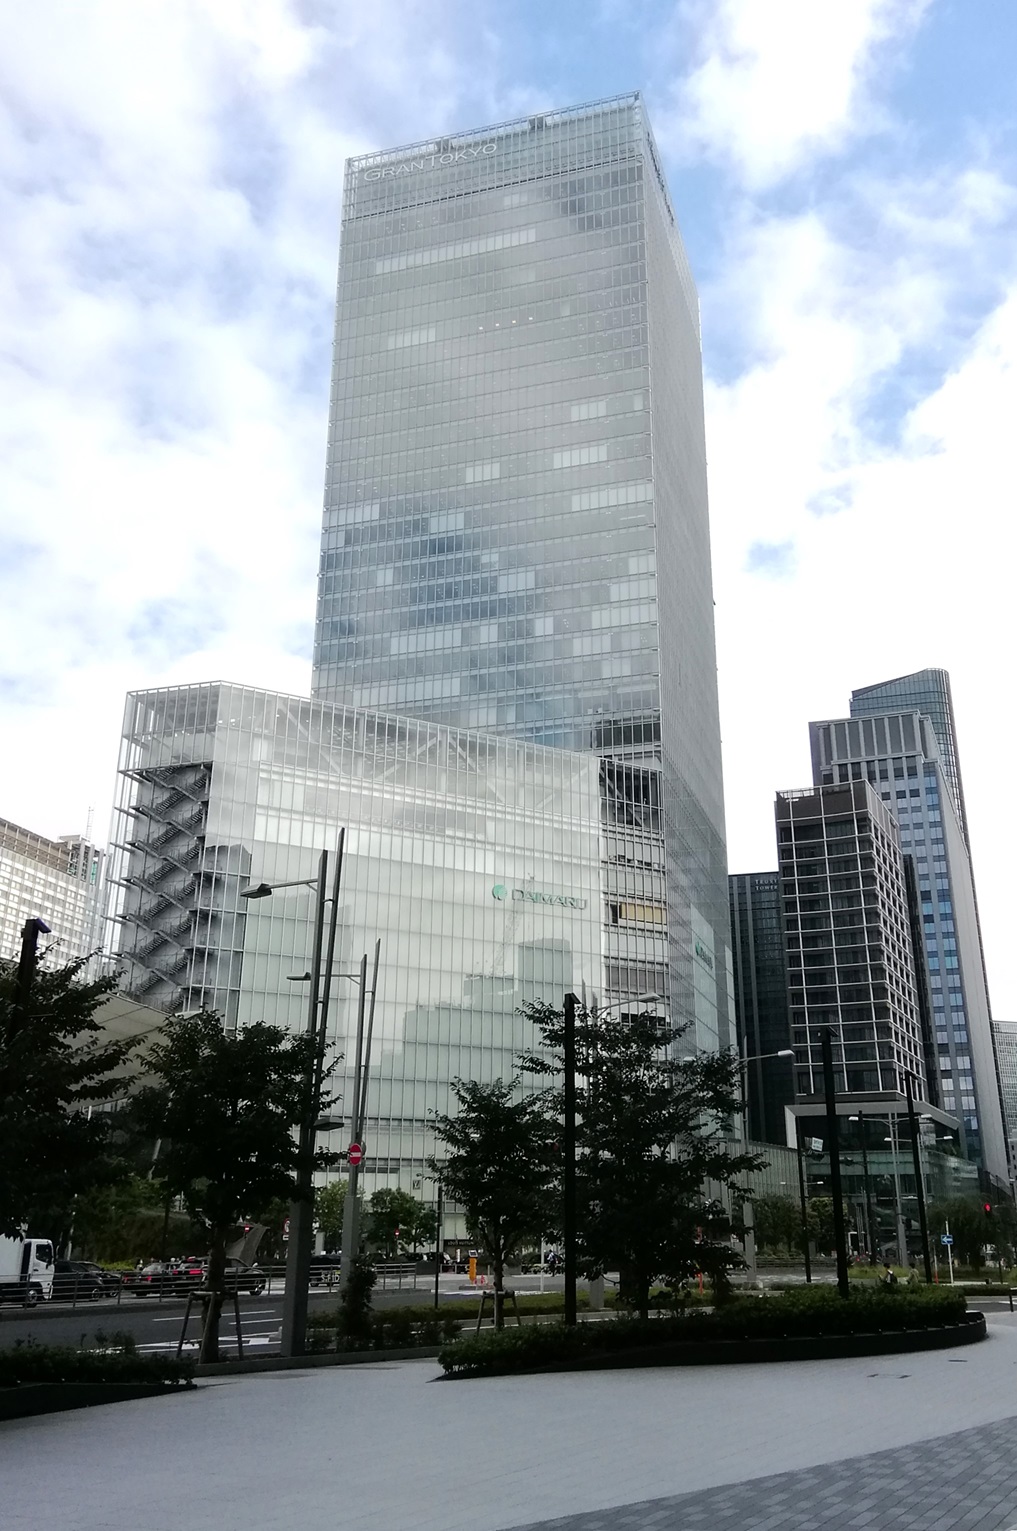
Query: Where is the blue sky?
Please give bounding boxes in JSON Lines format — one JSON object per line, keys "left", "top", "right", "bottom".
{"left": 1, "top": 0, "right": 1015, "bottom": 1013}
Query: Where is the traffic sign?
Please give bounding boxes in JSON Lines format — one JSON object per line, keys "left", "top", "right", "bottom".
{"left": 347, "top": 1142, "right": 363, "bottom": 1168}
{"left": 941, "top": 1234, "right": 953, "bottom": 1246}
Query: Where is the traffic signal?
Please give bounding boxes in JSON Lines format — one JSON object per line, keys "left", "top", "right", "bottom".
{"left": 984, "top": 1202, "right": 993, "bottom": 1217}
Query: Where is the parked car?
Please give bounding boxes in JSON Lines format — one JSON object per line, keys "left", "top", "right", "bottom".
{"left": 51, "top": 1260, "right": 121, "bottom": 1302}
{"left": 123, "top": 1261, "right": 184, "bottom": 1297}
{"left": 309, "top": 1254, "right": 342, "bottom": 1287}
{"left": 173, "top": 1258, "right": 267, "bottom": 1296}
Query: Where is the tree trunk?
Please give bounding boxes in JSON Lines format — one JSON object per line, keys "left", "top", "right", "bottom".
{"left": 198, "top": 1228, "right": 227, "bottom": 1363}
{"left": 493, "top": 1252, "right": 505, "bottom": 1330}
{"left": 637, "top": 1274, "right": 650, "bottom": 1322}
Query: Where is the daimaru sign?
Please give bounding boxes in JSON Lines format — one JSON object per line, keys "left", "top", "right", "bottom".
{"left": 492, "top": 883, "right": 587, "bottom": 911}
{"left": 363, "top": 143, "right": 497, "bottom": 181}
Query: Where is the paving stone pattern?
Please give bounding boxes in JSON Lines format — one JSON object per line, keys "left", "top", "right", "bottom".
{"left": 509, "top": 1415, "right": 1017, "bottom": 1531}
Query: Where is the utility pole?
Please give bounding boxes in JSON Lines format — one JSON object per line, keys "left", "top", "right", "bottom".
{"left": 433, "top": 1179, "right": 444, "bottom": 1311}
{"left": 820, "top": 1028, "right": 850, "bottom": 1298}
{"left": 563, "top": 991, "right": 578, "bottom": 1327}
{"left": 854, "top": 1109, "right": 877, "bottom": 1264}
{"left": 13, "top": 916, "right": 51, "bottom": 1029}
{"left": 904, "top": 1071, "right": 933, "bottom": 1282}
{"left": 280, "top": 850, "right": 329, "bottom": 1358}
{"left": 794, "top": 1117, "right": 813, "bottom": 1283}
{"left": 339, "top": 940, "right": 382, "bottom": 1295}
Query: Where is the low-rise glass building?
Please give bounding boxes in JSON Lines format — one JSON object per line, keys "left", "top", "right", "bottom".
{"left": 106, "top": 683, "right": 603, "bottom": 1183}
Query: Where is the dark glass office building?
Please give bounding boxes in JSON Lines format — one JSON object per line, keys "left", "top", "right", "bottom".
{"left": 312, "top": 95, "right": 731, "bottom": 1046}
{"left": 729, "top": 872, "right": 793, "bottom": 1145}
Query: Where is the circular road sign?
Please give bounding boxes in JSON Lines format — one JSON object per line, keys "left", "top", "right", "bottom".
{"left": 347, "top": 1142, "right": 364, "bottom": 1167}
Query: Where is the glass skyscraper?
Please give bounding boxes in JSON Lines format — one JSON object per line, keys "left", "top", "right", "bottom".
{"left": 312, "top": 94, "right": 730, "bottom": 1048}
{"left": 810, "top": 685, "right": 1008, "bottom": 1186}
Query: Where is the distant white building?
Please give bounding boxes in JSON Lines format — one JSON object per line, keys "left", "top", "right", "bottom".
{"left": 0, "top": 816, "right": 105, "bottom": 966}
{"left": 992, "top": 1021, "right": 1017, "bottom": 1173}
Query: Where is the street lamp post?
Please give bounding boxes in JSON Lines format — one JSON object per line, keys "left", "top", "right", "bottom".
{"left": 737, "top": 1046, "right": 794, "bottom": 1278}
{"left": 240, "top": 829, "right": 345, "bottom": 1358}
{"left": 794, "top": 1117, "right": 813, "bottom": 1283}
{"left": 849, "top": 1111, "right": 877, "bottom": 1263}
{"left": 338, "top": 939, "right": 382, "bottom": 1298}
{"left": 820, "top": 1028, "right": 850, "bottom": 1299}
{"left": 904, "top": 1071, "right": 933, "bottom": 1282}
{"left": 563, "top": 991, "right": 578, "bottom": 1327}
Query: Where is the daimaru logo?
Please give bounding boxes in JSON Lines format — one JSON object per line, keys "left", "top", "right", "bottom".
{"left": 492, "top": 884, "right": 587, "bottom": 910}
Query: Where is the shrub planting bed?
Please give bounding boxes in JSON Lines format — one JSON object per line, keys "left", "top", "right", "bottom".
{"left": 0, "top": 1339, "right": 195, "bottom": 1419}
{"left": 439, "top": 1287, "right": 978, "bottom": 1379}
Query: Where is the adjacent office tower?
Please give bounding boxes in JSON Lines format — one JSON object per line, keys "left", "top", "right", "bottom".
{"left": 312, "top": 94, "right": 731, "bottom": 1045}
{"left": 991, "top": 1022, "right": 1017, "bottom": 1168}
{"left": 1, "top": 816, "right": 105, "bottom": 966}
{"left": 810, "top": 670, "right": 1008, "bottom": 1186}
{"left": 776, "top": 783, "right": 928, "bottom": 1105}
{"left": 729, "top": 872, "right": 793, "bottom": 1144}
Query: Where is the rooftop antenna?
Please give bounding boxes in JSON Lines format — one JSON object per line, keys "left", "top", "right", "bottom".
{"left": 85, "top": 805, "right": 94, "bottom": 842}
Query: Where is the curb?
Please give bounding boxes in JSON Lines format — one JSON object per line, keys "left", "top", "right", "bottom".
{"left": 196, "top": 1346, "right": 442, "bottom": 1376}
{"left": 0, "top": 1380, "right": 194, "bottom": 1422}
{"left": 442, "top": 1314, "right": 987, "bottom": 1379}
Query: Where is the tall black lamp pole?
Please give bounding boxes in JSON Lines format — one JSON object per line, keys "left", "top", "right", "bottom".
{"left": 820, "top": 1028, "right": 850, "bottom": 1298}
{"left": 904, "top": 1071, "right": 933, "bottom": 1282}
{"left": 563, "top": 991, "right": 578, "bottom": 1327}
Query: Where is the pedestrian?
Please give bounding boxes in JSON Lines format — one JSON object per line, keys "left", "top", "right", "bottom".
{"left": 881, "top": 1261, "right": 898, "bottom": 1288}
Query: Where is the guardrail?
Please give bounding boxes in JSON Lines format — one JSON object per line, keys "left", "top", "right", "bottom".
{"left": 4, "top": 1259, "right": 436, "bottom": 1313}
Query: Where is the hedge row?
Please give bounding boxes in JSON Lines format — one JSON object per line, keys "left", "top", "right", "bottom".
{"left": 0, "top": 1339, "right": 194, "bottom": 1388}
{"left": 439, "top": 1286, "right": 968, "bottom": 1378}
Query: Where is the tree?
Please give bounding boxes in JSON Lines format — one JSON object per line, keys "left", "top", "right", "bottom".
{"left": 753, "top": 1194, "right": 803, "bottom": 1256}
{"left": 804, "top": 1197, "right": 839, "bottom": 1256}
{"left": 365, "top": 1188, "right": 437, "bottom": 1258}
{"left": 315, "top": 1181, "right": 348, "bottom": 1253}
{"left": 429, "top": 1077, "right": 557, "bottom": 1327}
{"left": 927, "top": 1195, "right": 1016, "bottom": 1271}
{"left": 520, "top": 1001, "right": 762, "bottom": 1318}
{"left": 131, "top": 1012, "right": 332, "bottom": 1362}
{"left": 0, "top": 957, "right": 134, "bottom": 1239}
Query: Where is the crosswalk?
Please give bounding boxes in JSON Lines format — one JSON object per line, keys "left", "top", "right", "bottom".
{"left": 139, "top": 1329, "right": 280, "bottom": 1354}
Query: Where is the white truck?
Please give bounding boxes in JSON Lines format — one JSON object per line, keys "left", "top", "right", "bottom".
{"left": 0, "top": 1235, "right": 55, "bottom": 1306}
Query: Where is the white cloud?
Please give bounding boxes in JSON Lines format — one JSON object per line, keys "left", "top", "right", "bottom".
{"left": 0, "top": 0, "right": 500, "bottom": 846}
{"left": 711, "top": 210, "right": 1017, "bottom": 1008}
{"left": 660, "top": 0, "right": 930, "bottom": 185}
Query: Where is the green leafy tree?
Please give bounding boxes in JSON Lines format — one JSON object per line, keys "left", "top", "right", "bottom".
{"left": 808, "top": 1196, "right": 850, "bottom": 1256}
{"left": 131, "top": 1012, "right": 333, "bottom": 1362}
{"left": 429, "top": 1077, "right": 557, "bottom": 1328}
{"left": 70, "top": 1173, "right": 198, "bottom": 1263}
{"left": 753, "top": 1194, "right": 804, "bottom": 1256}
{"left": 365, "top": 1188, "right": 437, "bottom": 1258}
{"left": 927, "top": 1195, "right": 1016, "bottom": 1271}
{"left": 0, "top": 957, "right": 134, "bottom": 1239}
{"left": 315, "top": 1181, "right": 348, "bottom": 1253}
{"left": 520, "top": 1001, "right": 761, "bottom": 1319}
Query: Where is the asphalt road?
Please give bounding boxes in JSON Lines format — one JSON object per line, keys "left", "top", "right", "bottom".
{"left": 0, "top": 1273, "right": 564, "bottom": 1355}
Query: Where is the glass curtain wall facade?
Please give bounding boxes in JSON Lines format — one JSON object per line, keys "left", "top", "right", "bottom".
{"left": 850, "top": 670, "right": 970, "bottom": 848}
{"left": 107, "top": 683, "right": 602, "bottom": 1181}
{"left": 312, "top": 93, "right": 730, "bottom": 1050}
{"left": 729, "top": 872, "right": 793, "bottom": 1145}
{"left": 810, "top": 707, "right": 1008, "bottom": 1184}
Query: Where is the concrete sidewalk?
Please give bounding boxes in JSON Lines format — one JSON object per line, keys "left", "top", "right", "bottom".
{"left": 3, "top": 1315, "right": 1017, "bottom": 1531}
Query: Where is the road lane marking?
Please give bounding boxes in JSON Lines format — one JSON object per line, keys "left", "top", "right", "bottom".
{"left": 151, "top": 1309, "right": 277, "bottom": 1322}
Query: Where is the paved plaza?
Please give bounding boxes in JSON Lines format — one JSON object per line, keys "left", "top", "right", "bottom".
{"left": 4, "top": 1314, "right": 1017, "bottom": 1531}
